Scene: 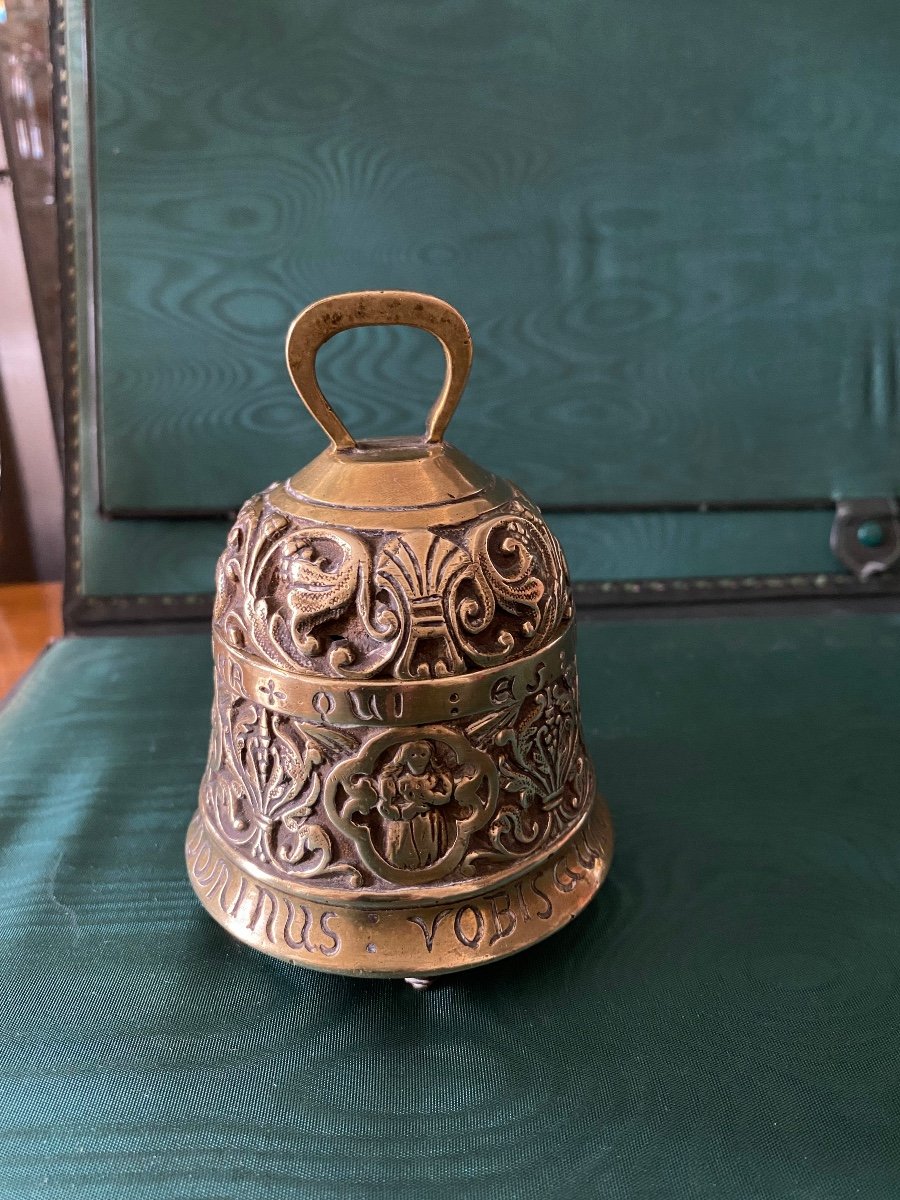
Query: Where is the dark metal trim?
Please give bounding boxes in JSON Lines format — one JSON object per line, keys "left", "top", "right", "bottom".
{"left": 575, "top": 590, "right": 900, "bottom": 623}
{"left": 830, "top": 498, "right": 900, "bottom": 581}
{"left": 573, "top": 569, "right": 900, "bottom": 608}
{"left": 67, "top": 591, "right": 214, "bottom": 629}
{"left": 51, "top": 0, "right": 82, "bottom": 633}
{"left": 53, "top": 0, "right": 107, "bottom": 633}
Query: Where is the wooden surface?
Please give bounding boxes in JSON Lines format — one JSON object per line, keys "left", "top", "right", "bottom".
{"left": 0, "top": 581, "right": 62, "bottom": 697}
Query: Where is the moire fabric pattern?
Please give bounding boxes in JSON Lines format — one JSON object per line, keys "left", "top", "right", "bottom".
{"left": 1, "top": 619, "right": 898, "bottom": 1197}
{"left": 89, "top": 0, "right": 900, "bottom": 513}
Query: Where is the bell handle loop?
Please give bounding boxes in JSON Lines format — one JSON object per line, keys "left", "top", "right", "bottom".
{"left": 285, "top": 290, "right": 473, "bottom": 450}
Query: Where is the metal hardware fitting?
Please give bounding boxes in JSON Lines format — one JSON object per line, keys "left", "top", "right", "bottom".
{"left": 830, "top": 498, "right": 900, "bottom": 580}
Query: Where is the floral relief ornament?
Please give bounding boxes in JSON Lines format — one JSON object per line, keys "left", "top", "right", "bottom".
{"left": 213, "top": 491, "right": 571, "bottom": 683}
{"left": 464, "top": 667, "right": 594, "bottom": 868}
{"left": 204, "top": 667, "right": 362, "bottom": 885}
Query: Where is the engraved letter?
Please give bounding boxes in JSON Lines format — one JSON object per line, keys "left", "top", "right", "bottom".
{"left": 283, "top": 899, "right": 315, "bottom": 952}
{"left": 488, "top": 890, "right": 517, "bottom": 945}
{"left": 248, "top": 886, "right": 280, "bottom": 944}
{"left": 228, "top": 659, "right": 245, "bottom": 694}
{"left": 490, "top": 676, "right": 516, "bottom": 706}
{"left": 348, "top": 690, "right": 381, "bottom": 721}
{"left": 526, "top": 661, "right": 546, "bottom": 693}
{"left": 454, "top": 904, "right": 485, "bottom": 949}
{"left": 318, "top": 911, "right": 341, "bottom": 956}
{"left": 205, "top": 859, "right": 233, "bottom": 909}
{"left": 574, "top": 835, "right": 600, "bottom": 871}
{"left": 408, "top": 909, "right": 454, "bottom": 953}
{"left": 313, "top": 691, "right": 336, "bottom": 720}
{"left": 224, "top": 874, "right": 247, "bottom": 918}
{"left": 582, "top": 832, "right": 605, "bottom": 862}
{"left": 186, "top": 819, "right": 204, "bottom": 856}
{"left": 191, "top": 842, "right": 214, "bottom": 884}
{"left": 553, "top": 857, "right": 585, "bottom": 893}
{"left": 530, "top": 877, "right": 554, "bottom": 920}
{"left": 515, "top": 879, "right": 532, "bottom": 922}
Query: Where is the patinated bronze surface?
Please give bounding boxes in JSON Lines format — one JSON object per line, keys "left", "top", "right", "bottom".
{"left": 186, "top": 291, "right": 613, "bottom": 977}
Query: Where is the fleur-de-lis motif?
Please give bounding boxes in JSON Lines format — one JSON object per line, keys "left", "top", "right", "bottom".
{"left": 212, "top": 493, "right": 570, "bottom": 683}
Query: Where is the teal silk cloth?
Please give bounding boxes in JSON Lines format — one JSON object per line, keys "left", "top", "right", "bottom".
{"left": 89, "top": 0, "right": 900, "bottom": 514}
{"left": 1, "top": 617, "right": 898, "bottom": 1197}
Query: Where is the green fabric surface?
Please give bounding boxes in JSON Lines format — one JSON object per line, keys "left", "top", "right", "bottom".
{"left": 88, "top": 0, "right": 900, "bottom": 513}
{"left": 1, "top": 617, "right": 898, "bottom": 1197}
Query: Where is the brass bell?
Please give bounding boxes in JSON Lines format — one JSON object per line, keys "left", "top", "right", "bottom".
{"left": 186, "top": 290, "right": 614, "bottom": 978}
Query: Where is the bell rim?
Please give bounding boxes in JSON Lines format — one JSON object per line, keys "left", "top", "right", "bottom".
{"left": 185, "top": 794, "right": 614, "bottom": 979}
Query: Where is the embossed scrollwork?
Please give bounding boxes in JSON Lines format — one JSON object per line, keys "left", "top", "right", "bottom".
{"left": 464, "top": 666, "right": 593, "bottom": 870}
{"left": 278, "top": 527, "right": 401, "bottom": 676}
{"left": 213, "top": 493, "right": 403, "bottom": 680}
{"left": 203, "top": 663, "right": 362, "bottom": 884}
{"left": 449, "top": 501, "right": 571, "bottom": 668}
{"left": 211, "top": 493, "right": 572, "bottom": 683}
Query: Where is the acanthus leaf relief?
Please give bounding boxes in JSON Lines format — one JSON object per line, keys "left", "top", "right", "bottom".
{"left": 464, "top": 667, "right": 593, "bottom": 869}
{"left": 215, "top": 495, "right": 401, "bottom": 680}
{"left": 213, "top": 493, "right": 572, "bottom": 682}
{"left": 456, "top": 508, "right": 570, "bottom": 665}
{"left": 204, "top": 675, "right": 361, "bottom": 885}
